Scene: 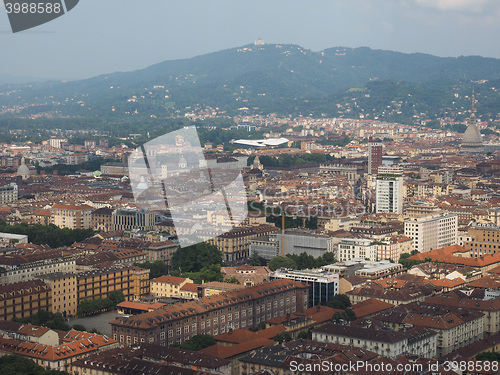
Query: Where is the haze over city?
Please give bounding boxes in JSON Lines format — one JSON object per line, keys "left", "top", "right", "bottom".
{"left": 2, "top": 0, "right": 500, "bottom": 80}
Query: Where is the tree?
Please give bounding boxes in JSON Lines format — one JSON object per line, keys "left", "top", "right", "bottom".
{"left": 171, "top": 243, "right": 223, "bottom": 274}
{"left": 269, "top": 256, "right": 297, "bottom": 271}
{"left": 249, "top": 251, "right": 267, "bottom": 266}
{"left": 326, "top": 294, "right": 351, "bottom": 310}
{"left": 134, "top": 260, "right": 168, "bottom": 279}
{"left": 475, "top": 351, "right": 500, "bottom": 361}
{"left": 297, "top": 329, "right": 312, "bottom": 340}
{"left": 272, "top": 331, "right": 293, "bottom": 343}
{"left": 225, "top": 277, "right": 241, "bottom": 284}
{"left": 72, "top": 324, "right": 87, "bottom": 332}
{"left": 109, "top": 290, "right": 126, "bottom": 305}
{"left": 185, "top": 264, "right": 223, "bottom": 284}
{"left": 172, "top": 334, "right": 215, "bottom": 351}
{"left": 0, "top": 355, "right": 69, "bottom": 375}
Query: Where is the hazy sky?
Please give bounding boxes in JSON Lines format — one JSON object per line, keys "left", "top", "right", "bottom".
{"left": 1, "top": 0, "right": 500, "bottom": 80}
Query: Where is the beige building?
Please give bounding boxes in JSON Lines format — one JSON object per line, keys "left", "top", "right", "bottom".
{"left": 37, "top": 273, "right": 78, "bottom": 318}
{"left": 466, "top": 223, "right": 500, "bottom": 258}
{"left": 150, "top": 276, "right": 193, "bottom": 298}
{"left": 404, "top": 213, "right": 458, "bottom": 253}
{"left": 51, "top": 204, "right": 93, "bottom": 229}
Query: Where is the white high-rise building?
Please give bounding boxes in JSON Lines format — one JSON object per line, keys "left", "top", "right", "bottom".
{"left": 404, "top": 213, "right": 458, "bottom": 253}
{"left": 376, "top": 172, "right": 404, "bottom": 214}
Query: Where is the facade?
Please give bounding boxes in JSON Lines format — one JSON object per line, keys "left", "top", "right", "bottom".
{"left": 91, "top": 207, "right": 114, "bottom": 232}
{"left": 466, "top": 223, "right": 500, "bottom": 258}
{"left": 51, "top": 204, "right": 93, "bottom": 229}
{"left": 0, "top": 183, "right": 18, "bottom": 204}
{"left": 110, "top": 279, "right": 309, "bottom": 347}
{"left": 337, "top": 238, "right": 378, "bottom": 262}
{"left": 37, "top": 273, "right": 78, "bottom": 318}
{"left": 368, "top": 139, "right": 383, "bottom": 175}
{"left": 0, "top": 250, "right": 76, "bottom": 285}
{"left": 275, "top": 230, "right": 336, "bottom": 258}
{"left": 376, "top": 172, "right": 403, "bottom": 214}
{"left": 150, "top": 276, "right": 194, "bottom": 298}
{"left": 404, "top": 213, "right": 458, "bottom": 253}
{"left": 249, "top": 236, "right": 278, "bottom": 260}
{"left": 207, "top": 224, "right": 278, "bottom": 262}
{"left": 100, "top": 162, "right": 128, "bottom": 175}
{"left": 77, "top": 265, "right": 148, "bottom": 302}
{"left": 313, "top": 322, "right": 437, "bottom": 358}
{"left": 0, "top": 280, "right": 51, "bottom": 321}
{"left": 112, "top": 208, "right": 156, "bottom": 232}
{"left": 221, "top": 265, "right": 271, "bottom": 287}
{"left": 373, "top": 302, "right": 484, "bottom": 357}
{"left": 270, "top": 269, "right": 339, "bottom": 307}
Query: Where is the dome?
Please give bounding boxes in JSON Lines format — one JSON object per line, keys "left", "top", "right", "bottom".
{"left": 17, "top": 164, "right": 30, "bottom": 179}
{"left": 462, "top": 123, "right": 483, "bottom": 145}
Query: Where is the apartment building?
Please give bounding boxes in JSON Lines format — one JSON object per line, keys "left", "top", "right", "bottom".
{"left": 0, "top": 183, "right": 18, "bottom": 204}
{"left": 77, "top": 265, "right": 149, "bottom": 302}
{"left": 91, "top": 207, "right": 114, "bottom": 232}
{"left": 337, "top": 238, "right": 378, "bottom": 262}
{"left": 110, "top": 279, "right": 309, "bottom": 347}
{"left": 37, "top": 273, "right": 78, "bottom": 318}
{"left": 376, "top": 173, "right": 403, "bottom": 214}
{"left": 466, "top": 223, "right": 500, "bottom": 258}
{"left": 313, "top": 322, "right": 437, "bottom": 358}
{"left": 404, "top": 213, "right": 458, "bottom": 253}
{"left": 150, "top": 276, "right": 194, "bottom": 298}
{"left": 51, "top": 204, "right": 93, "bottom": 229}
{"left": 206, "top": 224, "right": 278, "bottom": 262}
{"left": 373, "top": 302, "right": 484, "bottom": 357}
{"left": 0, "top": 249, "right": 77, "bottom": 285}
{"left": 0, "top": 280, "right": 51, "bottom": 321}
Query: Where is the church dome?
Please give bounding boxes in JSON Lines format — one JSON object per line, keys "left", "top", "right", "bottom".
{"left": 17, "top": 164, "right": 30, "bottom": 179}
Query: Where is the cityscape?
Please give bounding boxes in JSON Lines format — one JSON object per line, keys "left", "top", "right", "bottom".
{"left": 1, "top": 2, "right": 500, "bottom": 374}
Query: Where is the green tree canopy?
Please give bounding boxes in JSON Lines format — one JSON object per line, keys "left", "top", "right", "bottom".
{"left": 0, "top": 355, "right": 69, "bottom": 375}
{"left": 172, "top": 334, "right": 216, "bottom": 351}
{"left": 171, "top": 243, "right": 223, "bottom": 273}
{"left": 269, "top": 256, "right": 297, "bottom": 271}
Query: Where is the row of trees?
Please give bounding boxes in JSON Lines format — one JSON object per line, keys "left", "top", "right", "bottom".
{"left": 268, "top": 252, "right": 337, "bottom": 271}
{"left": 0, "top": 221, "right": 93, "bottom": 248}
{"left": 77, "top": 291, "right": 125, "bottom": 317}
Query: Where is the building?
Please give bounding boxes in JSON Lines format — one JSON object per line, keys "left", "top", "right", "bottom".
{"left": 376, "top": 172, "right": 403, "bottom": 214}
{"left": 275, "top": 230, "right": 336, "bottom": 258}
{"left": 313, "top": 322, "right": 437, "bottom": 358}
{"left": 48, "top": 137, "right": 67, "bottom": 149}
{"left": 373, "top": 302, "right": 484, "bottom": 357}
{"left": 70, "top": 345, "right": 230, "bottom": 375}
{"left": 51, "top": 204, "right": 93, "bottom": 229}
{"left": 0, "top": 249, "right": 77, "bottom": 285}
{"left": 112, "top": 208, "right": 156, "bottom": 232}
{"left": 207, "top": 224, "right": 278, "bottom": 262}
{"left": 0, "top": 232, "right": 28, "bottom": 247}
{"left": 100, "top": 162, "right": 128, "bottom": 175}
{"left": 91, "top": 207, "right": 114, "bottom": 232}
{"left": 0, "top": 183, "right": 18, "bottom": 204}
{"left": 466, "top": 223, "right": 500, "bottom": 258}
{"left": 37, "top": 273, "right": 77, "bottom": 318}
{"left": 77, "top": 265, "right": 149, "bottom": 302}
{"left": 404, "top": 213, "right": 458, "bottom": 253}
{"left": 0, "top": 325, "right": 117, "bottom": 372}
{"left": 249, "top": 236, "right": 278, "bottom": 260}
{"left": 150, "top": 276, "right": 194, "bottom": 298}
{"left": 461, "top": 92, "right": 484, "bottom": 153}
{"left": 0, "top": 280, "right": 51, "bottom": 321}
{"left": 110, "top": 279, "right": 309, "bottom": 347}
{"left": 270, "top": 269, "right": 339, "bottom": 307}
{"left": 368, "top": 138, "right": 383, "bottom": 175}
{"left": 337, "top": 238, "right": 378, "bottom": 262}
{"left": 221, "top": 265, "right": 271, "bottom": 287}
